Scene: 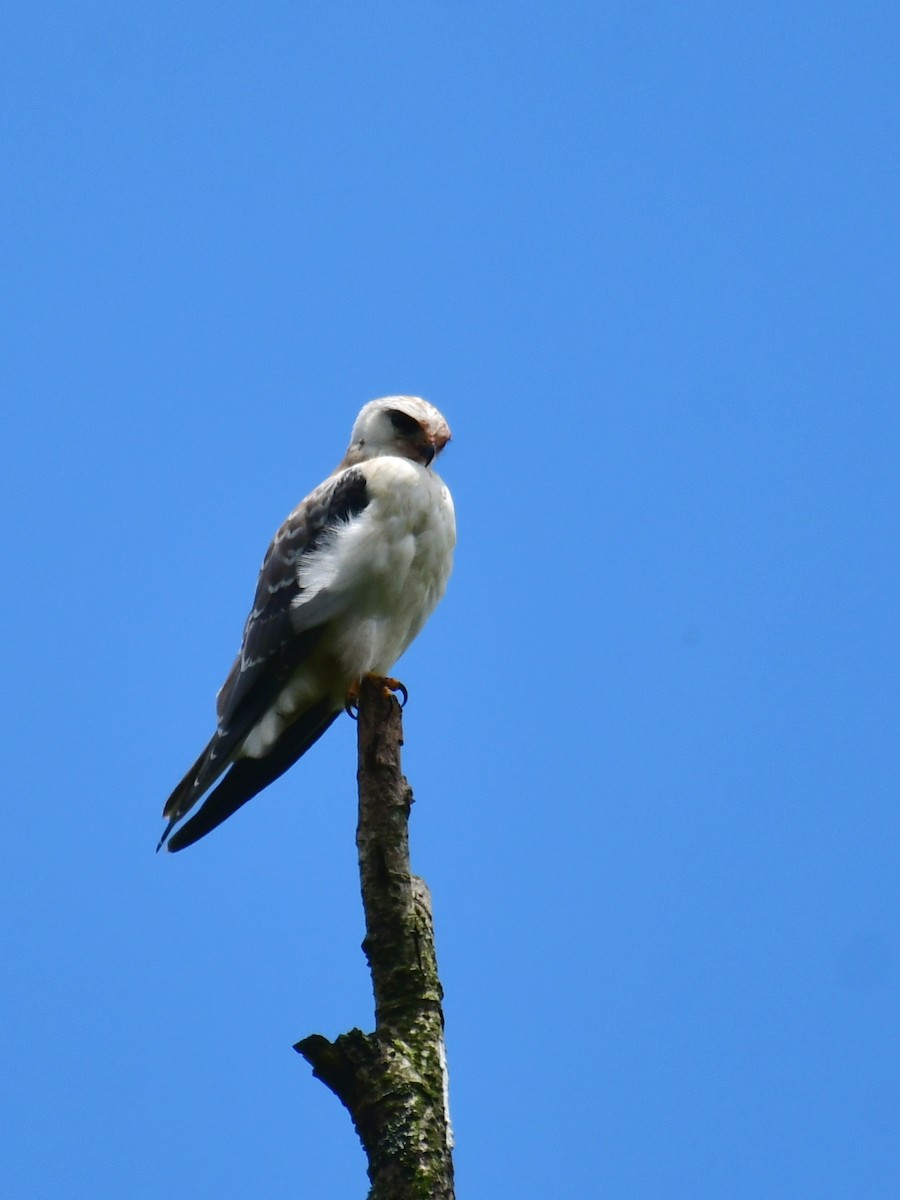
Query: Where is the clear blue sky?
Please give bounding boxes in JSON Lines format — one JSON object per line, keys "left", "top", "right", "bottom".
{"left": 2, "top": 2, "right": 898, "bottom": 1196}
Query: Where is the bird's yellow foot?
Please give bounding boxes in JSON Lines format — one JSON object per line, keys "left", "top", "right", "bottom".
{"left": 344, "top": 673, "right": 409, "bottom": 718}
{"left": 381, "top": 676, "right": 409, "bottom": 707}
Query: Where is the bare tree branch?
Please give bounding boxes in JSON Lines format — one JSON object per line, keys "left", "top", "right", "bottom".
{"left": 295, "top": 675, "right": 455, "bottom": 1199}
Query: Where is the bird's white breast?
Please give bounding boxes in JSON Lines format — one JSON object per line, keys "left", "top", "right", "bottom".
{"left": 320, "top": 456, "right": 456, "bottom": 676}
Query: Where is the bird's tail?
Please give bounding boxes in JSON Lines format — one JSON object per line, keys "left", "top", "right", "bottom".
{"left": 157, "top": 739, "right": 230, "bottom": 852}
{"left": 161, "top": 701, "right": 340, "bottom": 852}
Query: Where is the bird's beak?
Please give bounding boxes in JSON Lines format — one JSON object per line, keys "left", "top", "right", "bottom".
{"left": 422, "top": 429, "right": 450, "bottom": 466}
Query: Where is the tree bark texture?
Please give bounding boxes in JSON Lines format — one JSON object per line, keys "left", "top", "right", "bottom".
{"left": 294, "top": 675, "right": 455, "bottom": 1200}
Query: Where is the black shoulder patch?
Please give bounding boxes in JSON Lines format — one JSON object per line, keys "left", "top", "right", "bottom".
{"left": 302, "top": 467, "right": 369, "bottom": 558}
{"left": 326, "top": 467, "right": 369, "bottom": 526}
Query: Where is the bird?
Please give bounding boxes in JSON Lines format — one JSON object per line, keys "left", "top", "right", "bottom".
{"left": 158, "top": 395, "right": 456, "bottom": 852}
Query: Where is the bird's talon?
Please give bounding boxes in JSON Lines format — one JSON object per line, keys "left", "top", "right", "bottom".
{"left": 383, "top": 677, "right": 409, "bottom": 707}
{"left": 345, "top": 675, "right": 407, "bottom": 714}
{"left": 345, "top": 680, "right": 361, "bottom": 719}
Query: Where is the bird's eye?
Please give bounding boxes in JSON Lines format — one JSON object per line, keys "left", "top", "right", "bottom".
{"left": 388, "top": 409, "right": 421, "bottom": 437}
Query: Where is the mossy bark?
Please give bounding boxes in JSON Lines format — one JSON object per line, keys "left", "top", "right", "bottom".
{"left": 294, "top": 675, "right": 455, "bottom": 1200}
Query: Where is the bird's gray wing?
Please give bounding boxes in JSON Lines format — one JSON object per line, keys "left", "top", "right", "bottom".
{"left": 214, "top": 465, "right": 369, "bottom": 734}
{"left": 161, "top": 465, "right": 369, "bottom": 830}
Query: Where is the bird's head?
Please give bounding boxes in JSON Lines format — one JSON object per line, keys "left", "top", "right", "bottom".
{"left": 344, "top": 396, "right": 451, "bottom": 468}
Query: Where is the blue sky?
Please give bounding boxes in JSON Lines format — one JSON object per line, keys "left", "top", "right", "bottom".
{"left": 2, "top": 2, "right": 899, "bottom": 1196}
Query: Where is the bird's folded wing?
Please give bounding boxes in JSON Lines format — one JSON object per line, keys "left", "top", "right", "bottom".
{"left": 214, "top": 465, "right": 370, "bottom": 739}
{"left": 161, "top": 466, "right": 371, "bottom": 832}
